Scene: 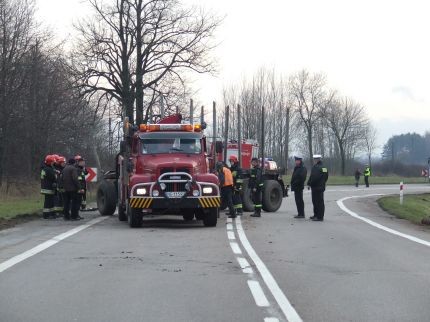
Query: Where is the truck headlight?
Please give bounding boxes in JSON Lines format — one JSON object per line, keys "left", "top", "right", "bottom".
{"left": 202, "top": 187, "right": 213, "bottom": 194}
{"left": 136, "top": 188, "right": 147, "bottom": 195}
{"left": 152, "top": 190, "right": 160, "bottom": 197}
{"left": 192, "top": 190, "right": 200, "bottom": 197}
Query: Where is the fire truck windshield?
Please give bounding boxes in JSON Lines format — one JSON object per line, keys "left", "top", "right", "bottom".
{"left": 141, "top": 137, "right": 202, "bottom": 154}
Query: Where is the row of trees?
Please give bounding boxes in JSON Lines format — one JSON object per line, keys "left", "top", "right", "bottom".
{"left": 220, "top": 69, "right": 377, "bottom": 175}
{"left": 382, "top": 132, "right": 430, "bottom": 165}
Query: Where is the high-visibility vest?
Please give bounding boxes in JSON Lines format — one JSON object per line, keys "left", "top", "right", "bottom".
{"left": 222, "top": 167, "right": 234, "bottom": 187}
{"left": 364, "top": 167, "right": 371, "bottom": 176}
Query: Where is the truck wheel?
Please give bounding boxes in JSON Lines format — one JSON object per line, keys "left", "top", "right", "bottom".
{"left": 127, "top": 202, "right": 143, "bottom": 228}
{"left": 242, "top": 179, "right": 254, "bottom": 212}
{"left": 118, "top": 204, "right": 127, "bottom": 221}
{"left": 203, "top": 208, "right": 218, "bottom": 227}
{"left": 262, "top": 180, "right": 283, "bottom": 212}
{"left": 97, "top": 180, "right": 117, "bottom": 216}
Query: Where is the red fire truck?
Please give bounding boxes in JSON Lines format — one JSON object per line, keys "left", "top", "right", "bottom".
{"left": 97, "top": 114, "right": 221, "bottom": 228}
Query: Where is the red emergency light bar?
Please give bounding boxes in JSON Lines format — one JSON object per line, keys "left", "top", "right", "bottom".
{"left": 139, "top": 123, "right": 202, "bottom": 132}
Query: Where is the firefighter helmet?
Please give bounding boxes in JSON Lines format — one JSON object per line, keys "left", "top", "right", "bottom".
{"left": 57, "top": 156, "right": 66, "bottom": 164}
{"left": 74, "top": 155, "right": 84, "bottom": 161}
{"left": 229, "top": 155, "right": 238, "bottom": 163}
{"left": 44, "top": 155, "right": 56, "bottom": 166}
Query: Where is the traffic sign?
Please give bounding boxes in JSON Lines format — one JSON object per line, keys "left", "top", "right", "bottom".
{"left": 85, "top": 167, "right": 98, "bottom": 182}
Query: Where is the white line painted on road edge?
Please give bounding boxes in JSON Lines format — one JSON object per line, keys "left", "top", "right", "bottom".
{"left": 226, "top": 223, "right": 233, "bottom": 230}
{"left": 230, "top": 242, "right": 242, "bottom": 255}
{"left": 264, "top": 318, "right": 280, "bottom": 322}
{"left": 227, "top": 231, "right": 236, "bottom": 240}
{"left": 227, "top": 218, "right": 233, "bottom": 223}
{"left": 237, "top": 257, "right": 253, "bottom": 274}
{"left": 236, "top": 217, "right": 303, "bottom": 322}
{"left": 0, "top": 216, "right": 108, "bottom": 273}
{"left": 247, "top": 280, "right": 270, "bottom": 307}
{"left": 337, "top": 194, "right": 430, "bottom": 248}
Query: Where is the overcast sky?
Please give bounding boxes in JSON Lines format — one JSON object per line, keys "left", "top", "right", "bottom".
{"left": 36, "top": 0, "right": 430, "bottom": 147}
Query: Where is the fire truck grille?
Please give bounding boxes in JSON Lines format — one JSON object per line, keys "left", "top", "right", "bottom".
{"left": 165, "top": 182, "right": 187, "bottom": 193}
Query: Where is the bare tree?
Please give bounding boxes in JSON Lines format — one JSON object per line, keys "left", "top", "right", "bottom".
{"left": 364, "top": 122, "right": 378, "bottom": 167}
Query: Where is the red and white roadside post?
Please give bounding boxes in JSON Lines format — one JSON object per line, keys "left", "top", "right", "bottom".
{"left": 400, "top": 181, "right": 404, "bottom": 205}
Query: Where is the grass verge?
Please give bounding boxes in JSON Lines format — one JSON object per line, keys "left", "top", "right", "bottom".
{"left": 377, "top": 193, "right": 430, "bottom": 225}
{"left": 0, "top": 197, "right": 43, "bottom": 230}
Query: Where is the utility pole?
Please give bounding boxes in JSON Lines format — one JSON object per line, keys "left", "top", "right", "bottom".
{"left": 190, "top": 99, "right": 194, "bottom": 124}
{"left": 237, "top": 104, "right": 242, "bottom": 167}
{"left": 213, "top": 101, "right": 216, "bottom": 166}
{"left": 223, "top": 105, "right": 229, "bottom": 163}
{"left": 261, "top": 105, "right": 265, "bottom": 174}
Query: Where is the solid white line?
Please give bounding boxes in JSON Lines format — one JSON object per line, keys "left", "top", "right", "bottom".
{"left": 0, "top": 216, "right": 108, "bottom": 273}
{"left": 227, "top": 231, "right": 236, "bottom": 240}
{"left": 236, "top": 217, "right": 302, "bottom": 322}
{"left": 247, "top": 280, "right": 270, "bottom": 307}
{"left": 227, "top": 218, "right": 233, "bottom": 223}
{"left": 237, "top": 257, "right": 253, "bottom": 274}
{"left": 264, "top": 318, "right": 280, "bottom": 322}
{"left": 230, "top": 242, "right": 242, "bottom": 255}
{"left": 337, "top": 194, "right": 430, "bottom": 247}
{"left": 226, "top": 223, "right": 233, "bottom": 230}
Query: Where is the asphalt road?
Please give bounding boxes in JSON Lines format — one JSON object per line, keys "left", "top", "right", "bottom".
{"left": 1, "top": 184, "right": 429, "bottom": 322}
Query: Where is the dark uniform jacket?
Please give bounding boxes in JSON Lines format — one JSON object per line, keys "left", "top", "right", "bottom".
{"left": 54, "top": 165, "right": 65, "bottom": 192}
{"left": 291, "top": 164, "right": 307, "bottom": 192}
{"left": 40, "top": 165, "right": 57, "bottom": 195}
{"left": 230, "top": 164, "right": 243, "bottom": 190}
{"left": 62, "top": 164, "right": 80, "bottom": 192}
{"left": 307, "top": 161, "right": 328, "bottom": 192}
{"left": 77, "top": 166, "right": 88, "bottom": 190}
{"left": 248, "top": 167, "right": 263, "bottom": 190}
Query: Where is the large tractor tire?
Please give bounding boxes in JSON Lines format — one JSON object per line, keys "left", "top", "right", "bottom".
{"left": 242, "top": 179, "right": 254, "bottom": 212}
{"left": 262, "top": 180, "right": 283, "bottom": 212}
{"left": 203, "top": 208, "right": 218, "bottom": 227}
{"left": 97, "top": 180, "right": 117, "bottom": 216}
{"left": 118, "top": 204, "right": 127, "bottom": 221}
{"left": 127, "top": 202, "right": 143, "bottom": 228}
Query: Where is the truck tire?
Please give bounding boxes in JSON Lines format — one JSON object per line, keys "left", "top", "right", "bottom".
{"left": 242, "top": 179, "right": 254, "bottom": 212}
{"left": 118, "top": 204, "right": 127, "bottom": 221}
{"left": 262, "top": 180, "right": 283, "bottom": 212}
{"left": 203, "top": 208, "right": 218, "bottom": 227}
{"left": 97, "top": 180, "right": 117, "bottom": 216}
{"left": 127, "top": 202, "right": 143, "bottom": 228}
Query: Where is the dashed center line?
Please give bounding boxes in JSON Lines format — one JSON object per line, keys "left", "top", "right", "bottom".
{"left": 229, "top": 241, "right": 242, "bottom": 254}
{"left": 248, "top": 280, "right": 270, "bottom": 307}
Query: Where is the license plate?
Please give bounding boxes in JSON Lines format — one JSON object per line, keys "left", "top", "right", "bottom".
{"left": 166, "top": 191, "right": 186, "bottom": 198}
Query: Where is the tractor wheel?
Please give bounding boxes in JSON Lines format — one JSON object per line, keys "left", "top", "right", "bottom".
{"left": 97, "top": 180, "right": 117, "bottom": 216}
{"left": 127, "top": 202, "right": 143, "bottom": 228}
{"left": 203, "top": 208, "right": 218, "bottom": 227}
{"left": 242, "top": 179, "right": 254, "bottom": 212}
{"left": 262, "top": 180, "right": 283, "bottom": 212}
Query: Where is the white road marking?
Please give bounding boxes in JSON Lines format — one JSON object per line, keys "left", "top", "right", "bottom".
{"left": 236, "top": 217, "right": 303, "bottom": 322}
{"left": 247, "top": 280, "right": 270, "bottom": 307}
{"left": 264, "top": 318, "right": 280, "bottom": 322}
{"left": 226, "top": 223, "right": 233, "bottom": 230}
{"left": 227, "top": 231, "right": 236, "bottom": 240}
{"left": 0, "top": 216, "right": 108, "bottom": 273}
{"left": 237, "top": 257, "right": 253, "bottom": 274}
{"left": 337, "top": 194, "right": 430, "bottom": 248}
{"left": 227, "top": 218, "right": 233, "bottom": 223}
{"left": 229, "top": 242, "right": 242, "bottom": 255}
{"left": 326, "top": 186, "right": 429, "bottom": 193}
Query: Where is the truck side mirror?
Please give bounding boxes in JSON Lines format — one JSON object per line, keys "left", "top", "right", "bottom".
{"left": 215, "top": 141, "right": 223, "bottom": 154}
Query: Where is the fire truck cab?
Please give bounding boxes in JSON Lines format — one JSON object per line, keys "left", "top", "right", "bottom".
{"left": 97, "top": 115, "right": 220, "bottom": 228}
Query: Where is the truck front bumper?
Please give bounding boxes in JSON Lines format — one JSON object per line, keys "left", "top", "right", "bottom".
{"left": 129, "top": 196, "right": 220, "bottom": 209}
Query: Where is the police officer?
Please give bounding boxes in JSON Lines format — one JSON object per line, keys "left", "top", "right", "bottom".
{"left": 216, "top": 161, "right": 236, "bottom": 218}
{"left": 40, "top": 155, "right": 57, "bottom": 219}
{"left": 229, "top": 155, "right": 243, "bottom": 216}
{"left": 364, "top": 164, "right": 371, "bottom": 188}
{"left": 249, "top": 157, "right": 263, "bottom": 217}
{"left": 75, "top": 155, "right": 88, "bottom": 210}
{"left": 290, "top": 155, "right": 307, "bottom": 218}
{"left": 62, "top": 158, "right": 83, "bottom": 220}
{"left": 307, "top": 154, "right": 328, "bottom": 221}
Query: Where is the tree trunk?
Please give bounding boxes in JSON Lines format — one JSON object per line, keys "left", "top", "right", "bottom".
{"left": 284, "top": 107, "right": 290, "bottom": 173}
{"left": 135, "top": 0, "right": 143, "bottom": 125}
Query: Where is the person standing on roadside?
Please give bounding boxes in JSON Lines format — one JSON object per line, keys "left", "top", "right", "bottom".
{"left": 40, "top": 155, "right": 57, "bottom": 219}
{"left": 75, "top": 155, "right": 88, "bottom": 211}
{"left": 53, "top": 156, "right": 67, "bottom": 216}
{"left": 216, "top": 161, "right": 236, "bottom": 218}
{"left": 229, "top": 155, "right": 244, "bottom": 216}
{"left": 62, "top": 158, "right": 83, "bottom": 221}
{"left": 249, "top": 157, "right": 263, "bottom": 217}
{"left": 364, "top": 164, "right": 371, "bottom": 188}
{"left": 290, "top": 156, "right": 307, "bottom": 218}
{"left": 354, "top": 168, "right": 361, "bottom": 187}
{"left": 307, "top": 154, "right": 328, "bottom": 221}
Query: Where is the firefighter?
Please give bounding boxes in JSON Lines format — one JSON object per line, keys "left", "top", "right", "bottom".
{"left": 249, "top": 157, "right": 263, "bottom": 217}
{"left": 364, "top": 164, "right": 371, "bottom": 188}
{"left": 216, "top": 161, "right": 236, "bottom": 218}
{"left": 229, "top": 155, "right": 243, "bottom": 216}
{"left": 307, "top": 154, "right": 328, "bottom": 221}
{"left": 40, "top": 155, "right": 57, "bottom": 219}
{"left": 62, "top": 158, "right": 82, "bottom": 220}
{"left": 354, "top": 168, "right": 361, "bottom": 187}
{"left": 53, "top": 155, "right": 66, "bottom": 216}
{"left": 75, "top": 155, "right": 88, "bottom": 210}
{"left": 290, "top": 155, "right": 307, "bottom": 218}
